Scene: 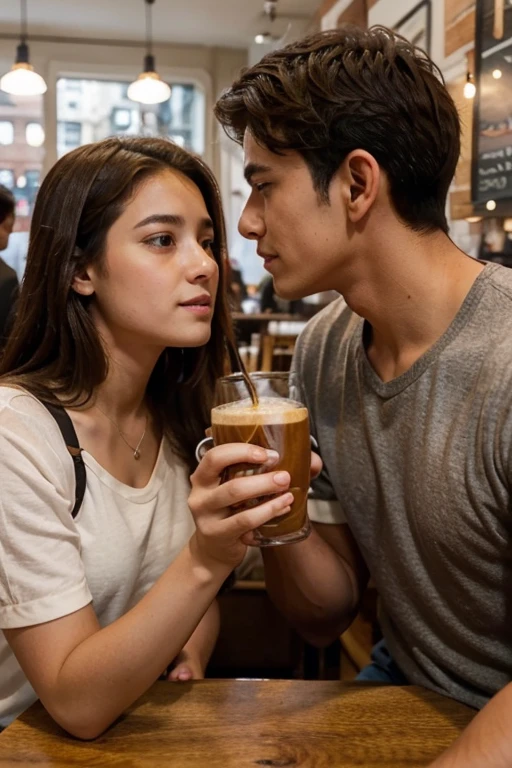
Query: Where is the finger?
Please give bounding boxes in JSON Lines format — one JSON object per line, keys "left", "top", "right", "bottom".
{"left": 191, "top": 444, "right": 280, "bottom": 486}
{"left": 168, "top": 664, "right": 193, "bottom": 681}
{"left": 219, "top": 491, "right": 294, "bottom": 537}
{"left": 193, "top": 470, "right": 291, "bottom": 515}
{"left": 310, "top": 451, "right": 323, "bottom": 480}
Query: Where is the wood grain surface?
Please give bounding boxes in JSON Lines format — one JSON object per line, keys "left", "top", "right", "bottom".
{"left": 0, "top": 680, "right": 475, "bottom": 768}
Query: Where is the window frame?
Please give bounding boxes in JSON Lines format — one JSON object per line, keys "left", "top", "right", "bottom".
{"left": 46, "top": 61, "right": 211, "bottom": 175}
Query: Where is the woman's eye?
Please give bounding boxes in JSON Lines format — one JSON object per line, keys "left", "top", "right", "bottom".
{"left": 202, "top": 239, "right": 215, "bottom": 251}
{"left": 146, "top": 234, "right": 174, "bottom": 248}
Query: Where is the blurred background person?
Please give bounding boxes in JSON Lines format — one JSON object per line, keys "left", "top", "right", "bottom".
{"left": 0, "top": 186, "right": 19, "bottom": 350}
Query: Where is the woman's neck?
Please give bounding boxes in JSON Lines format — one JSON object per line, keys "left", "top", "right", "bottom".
{"left": 89, "top": 318, "right": 164, "bottom": 420}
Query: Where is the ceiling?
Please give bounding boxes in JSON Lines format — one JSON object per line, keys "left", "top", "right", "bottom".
{"left": 1, "top": 0, "right": 321, "bottom": 49}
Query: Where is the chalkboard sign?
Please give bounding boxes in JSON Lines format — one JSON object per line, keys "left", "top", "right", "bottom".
{"left": 472, "top": 0, "right": 512, "bottom": 208}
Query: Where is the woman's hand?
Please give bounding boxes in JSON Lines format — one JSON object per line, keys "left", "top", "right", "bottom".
{"left": 166, "top": 651, "right": 204, "bottom": 681}
{"left": 188, "top": 444, "right": 293, "bottom": 568}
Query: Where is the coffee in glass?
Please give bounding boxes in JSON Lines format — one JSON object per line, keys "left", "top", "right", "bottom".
{"left": 211, "top": 373, "right": 311, "bottom": 546}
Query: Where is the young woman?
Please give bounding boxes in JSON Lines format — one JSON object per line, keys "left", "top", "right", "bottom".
{"left": 0, "top": 137, "right": 294, "bottom": 738}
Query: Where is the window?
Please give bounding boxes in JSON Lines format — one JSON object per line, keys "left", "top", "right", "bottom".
{"left": 25, "top": 122, "right": 45, "bottom": 147}
{"left": 112, "top": 107, "right": 132, "bottom": 130}
{"left": 57, "top": 121, "right": 82, "bottom": 154}
{"left": 56, "top": 77, "right": 205, "bottom": 157}
{"left": 0, "top": 121, "right": 14, "bottom": 145}
{"left": 14, "top": 169, "right": 40, "bottom": 218}
{"left": 0, "top": 90, "right": 44, "bottom": 236}
{"left": 24, "top": 169, "right": 40, "bottom": 206}
{"left": 0, "top": 169, "right": 14, "bottom": 189}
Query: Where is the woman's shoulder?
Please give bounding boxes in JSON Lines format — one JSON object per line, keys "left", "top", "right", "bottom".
{"left": 0, "top": 385, "right": 72, "bottom": 463}
{"left": 0, "top": 385, "right": 59, "bottom": 427}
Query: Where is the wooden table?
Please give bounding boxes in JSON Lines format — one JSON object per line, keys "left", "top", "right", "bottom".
{"left": 0, "top": 680, "right": 475, "bottom": 767}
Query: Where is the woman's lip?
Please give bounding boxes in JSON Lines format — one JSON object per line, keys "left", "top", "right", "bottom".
{"left": 179, "top": 304, "right": 212, "bottom": 315}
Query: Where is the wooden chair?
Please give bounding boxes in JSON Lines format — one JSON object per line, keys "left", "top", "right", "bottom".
{"left": 260, "top": 333, "right": 298, "bottom": 371}
{"left": 339, "top": 584, "right": 380, "bottom": 681}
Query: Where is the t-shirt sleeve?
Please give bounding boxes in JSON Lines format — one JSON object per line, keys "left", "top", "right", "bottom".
{"left": 0, "top": 393, "right": 92, "bottom": 629}
{"left": 289, "top": 337, "right": 346, "bottom": 525}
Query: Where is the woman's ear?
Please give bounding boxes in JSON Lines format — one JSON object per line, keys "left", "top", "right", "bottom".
{"left": 71, "top": 250, "right": 95, "bottom": 296}
{"left": 71, "top": 270, "right": 95, "bottom": 296}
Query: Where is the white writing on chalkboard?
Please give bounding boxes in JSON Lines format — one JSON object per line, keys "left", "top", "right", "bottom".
{"left": 478, "top": 144, "right": 512, "bottom": 193}
{"left": 479, "top": 177, "right": 508, "bottom": 192}
{"left": 481, "top": 147, "right": 512, "bottom": 160}
{"left": 479, "top": 161, "right": 512, "bottom": 175}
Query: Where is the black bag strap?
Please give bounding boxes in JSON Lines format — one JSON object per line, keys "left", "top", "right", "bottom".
{"left": 40, "top": 401, "right": 86, "bottom": 519}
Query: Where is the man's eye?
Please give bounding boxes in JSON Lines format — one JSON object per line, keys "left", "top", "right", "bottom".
{"left": 146, "top": 234, "right": 174, "bottom": 248}
{"left": 255, "top": 182, "right": 270, "bottom": 193}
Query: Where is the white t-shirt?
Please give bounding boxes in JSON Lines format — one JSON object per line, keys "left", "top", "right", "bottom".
{"left": 0, "top": 387, "right": 195, "bottom": 727}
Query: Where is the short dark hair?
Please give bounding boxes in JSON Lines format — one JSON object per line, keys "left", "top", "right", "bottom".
{"left": 0, "top": 185, "right": 15, "bottom": 225}
{"left": 214, "top": 25, "right": 460, "bottom": 234}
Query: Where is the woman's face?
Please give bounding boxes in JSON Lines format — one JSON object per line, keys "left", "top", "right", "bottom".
{"left": 77, "top": 169, "right": 219, "bottom": 352}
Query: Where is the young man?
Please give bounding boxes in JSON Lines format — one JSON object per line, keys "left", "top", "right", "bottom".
{"left": 215, "top": 25, "right": 512, "bottom": 767}
{"left": 0, "top": 186, "right": 18, "bottom": 347}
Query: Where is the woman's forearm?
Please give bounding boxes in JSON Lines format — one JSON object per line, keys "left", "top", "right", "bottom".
{"left": 173, "top": 599, "right": 221, "bottom": 676}
{"left": 7, "top": 541, "right": 230, "bottom": 740}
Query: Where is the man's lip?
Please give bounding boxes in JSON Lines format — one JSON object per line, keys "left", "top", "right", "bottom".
{"left": 257, "top": 251, "right": 278, "bottom": 262}
{"left": 179, "top": 294, "right": 211, "bottom": 306}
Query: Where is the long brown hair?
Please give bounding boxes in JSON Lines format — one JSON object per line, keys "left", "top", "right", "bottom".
{"left": 215, "top": 25, "right": 460, "bottom": 234}
{"left": 0, "top": 136, "right": 236, "bottom": 470}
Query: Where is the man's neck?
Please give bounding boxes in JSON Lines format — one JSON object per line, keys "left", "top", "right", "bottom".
{"left": 337, "top": 228, "right": 485, "bottom": 383}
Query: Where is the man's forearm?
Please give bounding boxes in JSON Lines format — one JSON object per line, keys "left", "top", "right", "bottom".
{"left": 429, "top": 683, "right": 512, "bottom": 768}
{"left": 262, "top": 524, "right": 361, "bottom": 646}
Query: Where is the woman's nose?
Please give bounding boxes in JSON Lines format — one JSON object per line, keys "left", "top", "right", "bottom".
{"left": 187, "top": 245, "right": 218, "bottom": 283}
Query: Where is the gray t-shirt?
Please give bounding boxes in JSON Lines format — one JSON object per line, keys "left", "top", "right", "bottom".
{"left": 291, "top": 262, "right": 512, "bottom": 710}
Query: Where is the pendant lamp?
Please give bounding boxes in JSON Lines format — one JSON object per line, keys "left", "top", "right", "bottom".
{"left": 0, "top": 0, "right": 47, "bottom": 97}
{"left": 127, "top": 0, "right": 171, "bottom": 105}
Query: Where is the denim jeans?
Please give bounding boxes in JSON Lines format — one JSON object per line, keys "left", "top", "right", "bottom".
{"left": 356, "top": 638, "right": 409, "bottom": 684}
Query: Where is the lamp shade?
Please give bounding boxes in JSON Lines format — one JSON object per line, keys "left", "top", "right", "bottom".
{"left": 1, "top": 41, "right": 47, "bottom": 97}
{"left": 127, "top": 70, "right": 170, "bottom": 105}
{"left": 1, "top": 61, "right": 47, "bottom": 97}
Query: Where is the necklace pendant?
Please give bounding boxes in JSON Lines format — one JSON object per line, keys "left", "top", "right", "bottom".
{"left": 133, "top": 449, "right": 141, "bottom": 460}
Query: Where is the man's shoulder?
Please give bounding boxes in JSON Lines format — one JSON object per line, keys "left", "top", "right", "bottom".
{"left": 298, "top": 295, "right": 352, "bottom": 345}
{"left": 293, "top": 297, "right": 360, "bottom": 388}
{"left": 483, "top": 262, "right": 512, "bottom": 309}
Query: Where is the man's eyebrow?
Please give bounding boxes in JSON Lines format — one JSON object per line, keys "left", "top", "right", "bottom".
{"left": 134, "top": 214, "right": 214, "bottom": 230}
{"left": 244, "top": 163, "right": 272, "bottom": 184}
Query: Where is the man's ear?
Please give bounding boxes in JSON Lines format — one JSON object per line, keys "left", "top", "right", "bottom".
{"left": 343, "top": 150, "right": 381, "bottom": 224}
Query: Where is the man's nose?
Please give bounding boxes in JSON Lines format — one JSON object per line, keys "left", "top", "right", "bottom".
{"left": 238, "top": 195, "right": 265, "bottom": 241}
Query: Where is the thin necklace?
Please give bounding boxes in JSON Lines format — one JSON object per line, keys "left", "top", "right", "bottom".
{"left": 95, "top": 405, "right": 148, "bottom": 461}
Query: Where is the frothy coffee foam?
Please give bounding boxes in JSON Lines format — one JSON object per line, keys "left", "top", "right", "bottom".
{"left": 212, "top": 397, "right": 307, "bottom": 425}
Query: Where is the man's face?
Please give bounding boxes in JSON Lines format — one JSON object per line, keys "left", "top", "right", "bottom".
{"left": 0, "top": 213, "right": 14, "bottom": 251}
{"left": 238, "top": 131, "right": 349, "bottom": 300}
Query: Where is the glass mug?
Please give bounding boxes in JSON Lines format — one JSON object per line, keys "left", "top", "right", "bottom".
{"left": 196, "top": 372, "right": 312, "bottom": 547}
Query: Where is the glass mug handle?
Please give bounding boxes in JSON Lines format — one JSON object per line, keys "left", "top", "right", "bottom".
{"left": 195, "top": 434, "right": 319, "bottom": 464}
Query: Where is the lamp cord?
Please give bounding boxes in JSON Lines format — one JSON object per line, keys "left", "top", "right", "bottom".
{"left": 20, "top": 0, "right": 28, "bottom": 43}
{"left": 145, "top": 0, "right": 154, "bottom": 55}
